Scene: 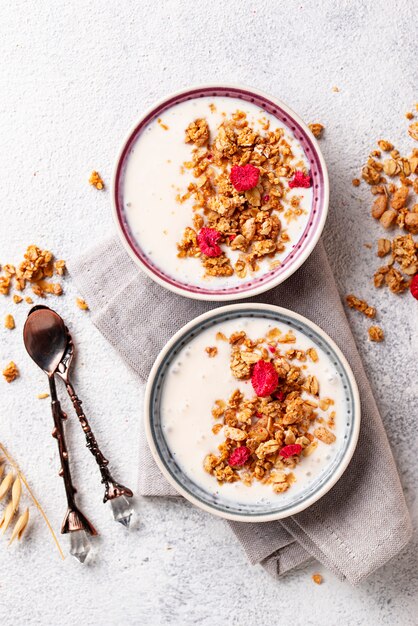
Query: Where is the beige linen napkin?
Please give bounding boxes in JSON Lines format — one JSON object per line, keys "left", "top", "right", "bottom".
{"left": 68, "top": 236, "right": 412, "bottom": 585}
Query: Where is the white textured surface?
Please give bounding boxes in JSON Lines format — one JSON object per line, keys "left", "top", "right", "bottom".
{"left": 0, "top": 1, "right": 416, "bottom": 624}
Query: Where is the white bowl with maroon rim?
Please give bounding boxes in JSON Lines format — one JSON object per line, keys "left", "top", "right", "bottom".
{"left": 112, "top": 85, "right": 329, "bottom": 301}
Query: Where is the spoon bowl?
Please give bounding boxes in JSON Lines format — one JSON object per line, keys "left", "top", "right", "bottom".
{"left": 23, "top": 307, "right": 68, "bottom": 376}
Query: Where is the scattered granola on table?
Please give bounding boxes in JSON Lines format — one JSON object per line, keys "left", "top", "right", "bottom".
{"left": 203, "top": 329, "right": 336, "bottom": 494}
{"left": 76, "top": 297, "right": 89, "bottom": 310}
{"left": 312, "top": 573, "right": 323, "bottom": 585}
{"left": 368, "top": 326, "right": 384, "bottom": 342}
{"left": 4, "top": 314, "right": 15, "bottom": 330}
{"left": 308, "top": 123, "right": 324, "bottom": 139}
{"left": 89, "top": 170, "right": 105, "bottom": 190}
{"left": 357, "top": 106, "right": 418, "bottom": 302}
{"left": 345, "top": 294, "right": 376, "bottom": 318}
{"left": 3, "top": 361, "right": 19, "bottom": 383}
{"left": 177, "top": 110, "right": 313, "bottom": 279}
{"left": 0, "top": 245, "right": 65, "bottom": 300}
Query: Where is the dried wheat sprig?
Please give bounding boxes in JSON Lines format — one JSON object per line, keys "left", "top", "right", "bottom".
{"left": 0, "top": 501, "right": 14, "bottom": 533}
{"left": 0, "top": 473, "right": 13, "bottom": 500}
{"left": 0, "top": 444, "right": 65, "bottom": 559}
{"left": 12, "top": 476, "right": 21, "bottom": 511}
{"left": 9, "top": 508, "right": 29, "bottom": 545}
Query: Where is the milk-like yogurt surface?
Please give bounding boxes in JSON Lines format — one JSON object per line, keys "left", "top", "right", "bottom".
{"left": 121, "top": 96, "right": 313, "bottom": 288}
{"left": 160, "top": 317, "right": 346, "bottom": 506}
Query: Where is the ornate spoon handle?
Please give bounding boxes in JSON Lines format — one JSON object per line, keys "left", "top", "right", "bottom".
{"left": 48, "top": 376, "right": 97, "bottom": 535}
{"left": 65, "top": 380, "right": 133, "bottom": 503}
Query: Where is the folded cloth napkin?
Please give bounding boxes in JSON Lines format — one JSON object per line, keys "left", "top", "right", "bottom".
{"left": 68, "top": 235, "right": 412, "bottom": 585}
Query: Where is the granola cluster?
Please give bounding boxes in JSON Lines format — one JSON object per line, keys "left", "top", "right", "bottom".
{"left": 0, "top": 245, "right": 65, "bottom": 299}
{"left": 0, "top": 247, "right": 66, "bottom": 383}
{"left": 177, "top": 110, "right": 312, "bottom": 278}
{"left": 356, "top": 105, "right": 418, "bottom": 297}
{"left": 89, "top": 170, "right": 105, "bottom": 190}
{"left": 3, "top": 361, "right": 19, "bottom": 383}
{"left": 346, "top": 105, "right": 418, "bottom": 339}
{"left": 203, "top": 328, "right": 336, "bottom": 493}
{"left": 345, "top": 295, "right": 376, "bottom": 318}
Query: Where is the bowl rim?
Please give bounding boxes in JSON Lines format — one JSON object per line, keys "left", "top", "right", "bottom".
{"left": 144, "top": 303, "right": 361, "bottom": 523}
{"left": 111, "top": 83, "right": 329, "bottom": 301}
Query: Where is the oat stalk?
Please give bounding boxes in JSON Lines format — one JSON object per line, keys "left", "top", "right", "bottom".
{"left": 0, "top": 443, "right": 65, "bottom": 559}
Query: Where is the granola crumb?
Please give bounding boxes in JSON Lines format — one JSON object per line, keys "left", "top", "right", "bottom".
{"left": 37, "top": 393, "right": 49, "bottom": 399}
{"left": 4, "top": 314, "right": 15, "bottom": 330}
{"left": 157, "top": 118, "right": 169, "bottom": 131}
{"left": 345, "top": 294, "right": 376, "bottom": 318}
{"left": 184, "top": 118, "right": 209, "bottom": 146}
{"left": 368, "top": 326, "right": 384, "bottom": 342}
{"left": 25, "top": 296, "right": 33, "bottom": 304}
{"left": 76, "top": 297, "right": 89, "bottom": 311}
{"left": 89, "top": 170, "right": 105, "bottom": 190}
{"left": 308, "top": 123, "right": 324, "bottom": 138}
{"left": 314, "top": 426, "right": 336, "bottom": 444}
{"left": 13, "top": 294, "right": 23, "bottom": 304}
{"left": 377, "top": 238, "right": 391, "bottom": 257}
{"left": 3, "top": 361, "right": 19, "bottom": 383}
{"left": 351, "top": 178, "right": 360, "bottom": 187}
{"left": 54, "top": 260, "right": 66, "bottom": 276}
{"left": 408, "top": 121, "right": 418, "bottom": 141}
{"left": 312, "top": 573, "right": 323, "bottom": 585}
{"left": 405, "top": 112, "right": 414, "bottom": 120}
{"left": 205, "top": 346, "right": 218, "bottom": 358}
{"left": 332, "top": 86, "right": 340, "bottom": 93}
{"left": 377, "top": 140, "right": 394, "bottom": 152}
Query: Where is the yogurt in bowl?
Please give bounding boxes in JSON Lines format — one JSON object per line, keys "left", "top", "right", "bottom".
{"left": 113, "top": 85, "right": 328, "bottom": 300}
{"left": 145, "top": 304, "right": 360, "bottom": 522}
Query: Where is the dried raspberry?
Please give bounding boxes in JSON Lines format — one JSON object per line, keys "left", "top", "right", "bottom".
{"left": 256, "top": 412, "right": 263, "bottom": 419}
{"left": 274, "top": 390, "right": 286, "bottom": 402}
{"left": 229, "top": 234, "right": 236, "bottom": 241}
{"left": 228, "top": 446, "right": 251, "bottom": 467}
{"left": 268, "top": 345, "right": 276, "bottom": 353}
{"left": 197, "top": 228, "right": 222, "bottom": 257}
{"left": 263, "top": 194, "right": 270, "bottom": 203}
{"left": 230, "top": 164, "right": 260, "bottom": 192}
{"left": 251, "top": 360, "right": 278, "bottom": 397}
{"left": 289, "top": 170, "right": 312, "bottom": 189}
{"left": 410, "top": 274, "right": 418, "bottom": 300}
{"left": 279, "top": 444, "right": 302, "bottom": 458}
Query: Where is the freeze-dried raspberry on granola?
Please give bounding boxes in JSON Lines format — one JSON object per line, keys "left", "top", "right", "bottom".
{"left": 176, "top": 110, "right": 312, "bottom": 279}
{"left": 288, "top": 170, "right": 312, "bottom": 189}
{"left": 203, "top": 328, "right": 337, "bottom": 494}
{"left": 230, "top": 164, "right": 260, "bottom": 192}
{"left": 197, "top": 228, "right": 222, "bottom": 257}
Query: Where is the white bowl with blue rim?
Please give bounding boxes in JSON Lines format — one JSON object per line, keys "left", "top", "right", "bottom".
{"left": 144, "top": 304, "right": 360, "bottom": 522}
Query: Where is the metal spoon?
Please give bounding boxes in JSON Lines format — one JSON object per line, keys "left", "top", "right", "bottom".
{"left": 23, "top": 307, "right": 97, "bottom": 563}
{"left": 57, "top": 328, "right": 134, "bottom": 527}
{"left": 27, "top": 306, "right": 134, "bottom": 527}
